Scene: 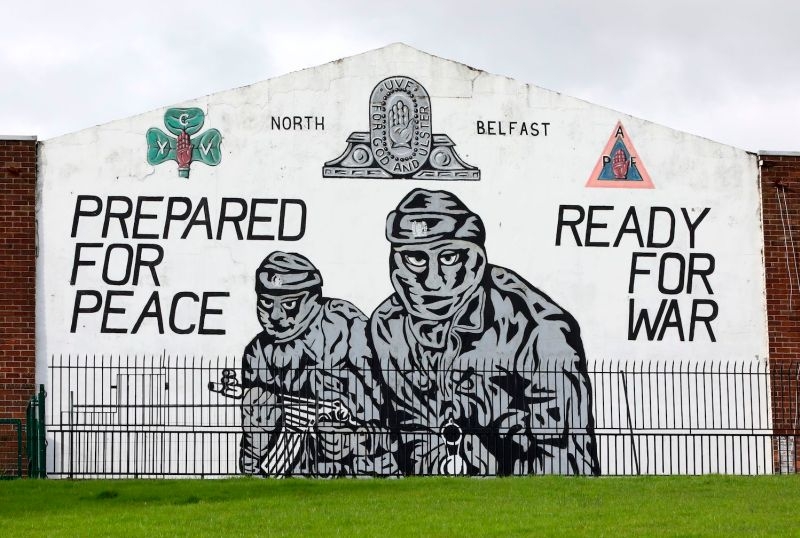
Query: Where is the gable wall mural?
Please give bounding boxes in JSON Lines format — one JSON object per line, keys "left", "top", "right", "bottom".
{"left": 36, "top": 45, "right": 768, "bottom": 477}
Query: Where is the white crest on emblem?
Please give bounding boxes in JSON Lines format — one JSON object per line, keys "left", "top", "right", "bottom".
{"left": 271, "top": 274, "right": 283, "bottom": 287}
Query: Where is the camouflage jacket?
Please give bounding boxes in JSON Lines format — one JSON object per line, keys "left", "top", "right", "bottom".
{"left": 240, "top": 299, "right": 397, "bottom": 476}
{"left": 370, "top": 265, "right": 600, "bottom": 476}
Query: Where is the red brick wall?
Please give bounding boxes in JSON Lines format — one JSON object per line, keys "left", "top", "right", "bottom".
{"left": 760, "top": 152, "right": 800, "bottom": 473}
{"left": 0, "top": 137, "right": 37, "bottom": 476}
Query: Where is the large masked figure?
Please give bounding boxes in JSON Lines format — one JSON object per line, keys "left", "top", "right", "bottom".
{"left": 371, "top": 189, "right": 600, "bottom": 476}
{"left": 210, "top": 252, "right": 396, "bottom": 476}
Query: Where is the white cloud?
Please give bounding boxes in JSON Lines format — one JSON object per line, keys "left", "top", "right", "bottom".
{"left": 0, "top": 0, "right": 798, "bottom": 149}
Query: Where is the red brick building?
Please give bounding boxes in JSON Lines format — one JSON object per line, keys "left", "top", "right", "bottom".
{"left": 0, "top": 136, "right": 36, "bottom": 476}
{"left": 760, "top": 151, "right": 800, "bottom": 473}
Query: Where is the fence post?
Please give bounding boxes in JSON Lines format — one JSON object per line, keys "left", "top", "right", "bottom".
{"left": 25, "top": 397, "right": 35, "bottom": 476}
{"left": 22, "top": 385, "right": 47, "bottom": 478}
{"left": 37, "top": 384, "right": 46, "bottom": 478}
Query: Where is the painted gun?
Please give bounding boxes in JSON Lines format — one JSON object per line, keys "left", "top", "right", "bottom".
{"left": 262, "top": 394, "right": 360, "bottom": 477}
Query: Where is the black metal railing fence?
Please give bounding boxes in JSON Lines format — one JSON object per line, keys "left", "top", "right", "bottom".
{"left": 45, "top": 355, "right": 796, "bottom": 477}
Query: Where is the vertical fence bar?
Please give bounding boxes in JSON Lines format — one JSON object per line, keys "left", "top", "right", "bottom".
{"left": 619, "top": 368, "right": 640, "bottom": 475}
{"left": 35, "top": 384, "right": 46, "bottom": 478}
{"left": 68, "top": 390, "right": 74, "bottom": 480}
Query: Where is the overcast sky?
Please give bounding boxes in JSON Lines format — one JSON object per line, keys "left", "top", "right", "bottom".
{"left": 2, "top": 1, "right": 798, "bottom": 151}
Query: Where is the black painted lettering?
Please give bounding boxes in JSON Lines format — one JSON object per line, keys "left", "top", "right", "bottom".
{"left": 555, "top": 205, "right": 585, "bottom": 246}
{"left": 132, "top": 244, "right": 163, "bottom": 286}
{"left": 101, "top": 290, "right": 133, "bottom": 334}
{"left": 629, "top": 252, "right": 657, "bottom": 293}
{"left": 181, "top": 197, "right": 212, "bottom": 239}
{"left": 658, "top": 253, "right": 686, "bottom": 295}
{"left": 163, "top": 197, "right": 192, "bottom": 239}
{"left": 613, "top": 207, "right": 644, "bottom": 247}
{"left": 132, "top": 196, "right": 164, "bottom": 239}
{"left": 199, "top": 292, "right": 228, "bottom": 335}
{"left": 102, "top": 243, "right": 134, "bottom": 285}
{"left": 585, "top": 206, "right": 613, "bottom": 247}
{"left": 131, "top": 291, "right": 164, "bottom": 334}
{"left": 681, "top": 207, "right": 711, "bottom": 248}
{"left": 628, "top": 298, "right": 666, "bottom": 341}
{"left": 647, "top": 207, "right": 675, "bottom": 248}
{"left": 690, "top": 299, "right": 718, "bottom": 342}
{"left": 657, "top": 300, "right": 685, "bottom": 341}
{"left": 688, "top": 253, "right": 715, "bottom": 294}
{"left": 169, "top": 292, "right": 199, "bottom": 334}
{"left": 70, "top": 243, "right": 102, "bottom": 285}
{"left": 102, "top": 196, "right": 132, "bottom": 238}
{"left": 247, "top": 199, "right": 277, "bottom": 240}
{"left": 70, "top": 290, "right": 102, "bottom": 332}
{"left": 279, "top": 199, "right": 306, "bottom": 241}
{"left": 71, "top": 195, "right": 102, "bottom": 238}
{"left": 216, "top": 198, "right": 247, "bottom": 240}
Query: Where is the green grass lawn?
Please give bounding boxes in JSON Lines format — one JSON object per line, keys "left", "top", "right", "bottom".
{"left": 1, "top": 475, "right": 798, "bottom": 537}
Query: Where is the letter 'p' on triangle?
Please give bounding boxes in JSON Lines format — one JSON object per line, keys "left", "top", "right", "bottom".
{"left": 586, "top": 121, "right": 654, "bottom": 189}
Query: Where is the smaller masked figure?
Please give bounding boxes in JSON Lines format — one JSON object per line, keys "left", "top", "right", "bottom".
{"left": 210, "top": 252, "right": 396, "bottom": 477}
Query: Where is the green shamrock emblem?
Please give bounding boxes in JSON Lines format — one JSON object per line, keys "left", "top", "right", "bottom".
{"left": 146, "top": 108, "right": 222, "bottom": 178}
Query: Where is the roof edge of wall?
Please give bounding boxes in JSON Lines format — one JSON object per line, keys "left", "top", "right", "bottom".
{"left": 758, "top": 150, "right": 800, "bottom": 157}
{"left": 0, "top": 135, "right": 37, "bottom": 141}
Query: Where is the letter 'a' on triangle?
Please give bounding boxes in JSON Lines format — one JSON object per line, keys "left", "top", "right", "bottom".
{"left": 586, "top": 121, "right": 654, "bottom": 189}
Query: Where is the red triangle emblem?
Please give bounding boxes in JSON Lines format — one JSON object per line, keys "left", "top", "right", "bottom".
{"left": 586, "top": 121, "right": 654, "bottom": 189}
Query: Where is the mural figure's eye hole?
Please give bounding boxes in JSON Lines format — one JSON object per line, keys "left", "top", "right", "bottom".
{"left": 404, "top": 254, "right": 427, "bottom": 268}
{"left": 259, "top": 298, "right": 274, "bottom": 309}
{"left": 439, "top": 251, "right": 460, "bottom": 266}
{"left": 282, "top": 299, "right": 297, "bottom": 310}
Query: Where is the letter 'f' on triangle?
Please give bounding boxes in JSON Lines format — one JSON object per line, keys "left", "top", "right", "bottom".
{"left": 586, "top": 121, "right": 654, "bottom": 189}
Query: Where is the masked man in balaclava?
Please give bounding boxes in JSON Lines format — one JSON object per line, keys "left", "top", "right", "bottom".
{"left": 210, "top": 251, "right": 397, "bottom": 477}
{"left": 371, "top": 189, "right": 600, "bottom": 476}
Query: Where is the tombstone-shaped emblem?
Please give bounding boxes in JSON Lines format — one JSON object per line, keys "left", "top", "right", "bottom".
{"left": 323, "top": 76, "right": 479, "bottom": 180}
{"left": 146, "top": 108, "right": 222, "bottom": 178}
